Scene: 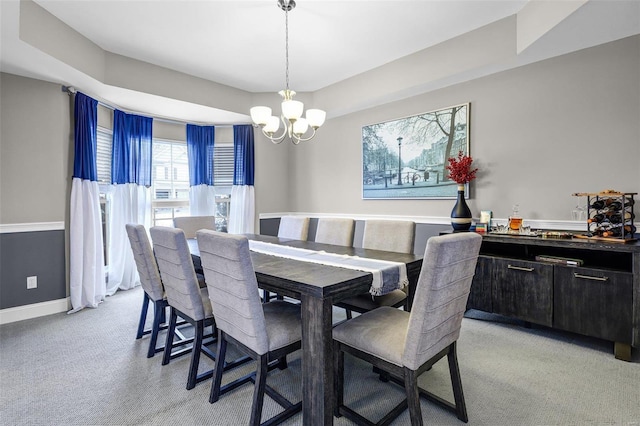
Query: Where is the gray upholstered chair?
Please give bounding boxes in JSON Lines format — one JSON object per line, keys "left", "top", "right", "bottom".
{"left": 127, "top": 223, "right": 200, "bottom": 360}
{"left": 336, "top": 220, "right": 416, "bottom": 318}
{"left": 197, "top": 229, "right": 302, "bottom": 426}
{"left": 314, "top": 217, "right": 355, "bottom": 246}
{"left": 333, "top": 232, "right": 483, "bottom": 425}
{"left": 277, "top": 216, "right": 310, "bottom": 240}
{"left": 150, "top": 226, "right": 218, "bottom": 390}
{"left": 173, "top": 215, "right": 216, "bottom": 238}
{"left": 266, "top": 215, "right": 310, "bottom": 301}
{"left": 173, "top": 215, "right": 216, "bottom": 275}
{"left": 126, "top": 224, "right": 169, "bottom": 358}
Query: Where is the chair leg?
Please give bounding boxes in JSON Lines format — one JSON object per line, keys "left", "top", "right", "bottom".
{"left": 345, "top": 309, "right": 353, "bottom": 320}
{"left": 210, "top": 330, "right": 228, "bottom": 404}
{"left": 404, "top": 367, "right": 423, "bottom": 426}
{"left": 249, "top": 354, "right": 269, "bottom": 426}
{"left": 334, "top": 345, "right": 345, "bottom": 418}
{"left": 136, "top": 292, "right": 150, "bottom": 339}
{"left": 147, "top": 300, "right": 165, "bottom": 358}
{"left": 447, "top": 342, "right": 468, "bottom": 422}
{"left": 162, "top": 308, "right": 178, "bottom": 366}
{"left": 277, "top": 356, "right": 288, "bottom": 370}
{"left": 186, "top": 320, "right": 204, "bottom": 390}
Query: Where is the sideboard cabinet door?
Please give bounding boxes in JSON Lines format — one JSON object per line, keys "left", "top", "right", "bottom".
{"left": 492, "top": 258, "right": 554, "bottom": 326}
{"left": 553, "top": 266, "right": 633, "bottom": 343}
{"left": 467, "top": 255, "right": 493, "bottom": 312}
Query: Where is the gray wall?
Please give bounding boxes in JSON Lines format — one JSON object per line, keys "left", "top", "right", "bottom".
{"left": 0, "top": 73, "right": 71, "bottom": 308}
{"left": 1, "top": 34, "right": 639, "bottom": 311}
{"left": 0, "top": 73, "right": 71, "bottom": 223}
{"left": 286, "top": 35, "right": 640, "bottom": 221}
{"left": 0, "top": 230, "right": 66, "bottom": 309}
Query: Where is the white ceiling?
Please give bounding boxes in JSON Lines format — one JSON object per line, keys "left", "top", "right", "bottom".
{"left": 1, "top": 0, "right": 639, "bottom": 123}
{"left": 30, "top": 0, "right": 530, "bottom": 93}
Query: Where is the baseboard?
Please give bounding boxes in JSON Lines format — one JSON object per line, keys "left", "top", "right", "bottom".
{"left": 0, "top": 298, "right": 70, "bottom": 325}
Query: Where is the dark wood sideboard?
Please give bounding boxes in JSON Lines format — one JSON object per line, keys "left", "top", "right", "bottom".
{"left": 465, "top": 233, "right": 640, "bottom": 361}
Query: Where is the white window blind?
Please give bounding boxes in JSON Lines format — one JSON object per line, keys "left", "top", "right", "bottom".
{"left": 214, "top": 143, "right": 234, "bottom": 186}
{"left": 96, "top": 127, "right": 112, "bottom": 184}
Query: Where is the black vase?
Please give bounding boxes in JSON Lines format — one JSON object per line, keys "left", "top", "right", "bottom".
{"left": 451, "top": 184, "right": 472, "bottom": 231}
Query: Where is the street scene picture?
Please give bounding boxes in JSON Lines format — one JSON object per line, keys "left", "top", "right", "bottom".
{"left": 362, "top": 103, "right": 469, "bottom": 199}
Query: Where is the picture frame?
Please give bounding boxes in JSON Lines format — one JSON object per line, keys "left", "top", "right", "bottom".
{"left": 362, "top": 103, "right": 470, "bottom": 199}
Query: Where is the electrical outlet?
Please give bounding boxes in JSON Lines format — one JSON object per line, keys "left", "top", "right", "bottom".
{"left": 27, "top": 276, "right": 37, "bottom": 289}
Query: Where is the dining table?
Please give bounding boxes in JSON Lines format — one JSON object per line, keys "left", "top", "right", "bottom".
{"left": 189, "top": 233, "right": 424, "bottom": 426}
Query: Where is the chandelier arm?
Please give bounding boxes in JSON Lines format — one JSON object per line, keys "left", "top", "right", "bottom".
{"left": 261, "top": 127, "right": 287, "bottom": 144}
{"left": 292, "top": 128, "right": 318, "bottom": 143}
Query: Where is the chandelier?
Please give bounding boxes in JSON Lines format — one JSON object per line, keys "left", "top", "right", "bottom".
{"left": 250, "top": 0, "right": 326, "bottom": 145}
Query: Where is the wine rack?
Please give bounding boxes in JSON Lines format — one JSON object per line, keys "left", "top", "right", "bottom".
{"left": 573, "top": 191, "right": 637, "bottom": 242}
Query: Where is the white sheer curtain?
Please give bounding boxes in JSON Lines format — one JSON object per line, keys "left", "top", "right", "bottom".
{"left": 189, "top": 184, "right": 217, "bottom": 216}
{"left": 69, "top": 178, "right": 105, "bottom": 312}
{"left": 228, "top": 185, "right": 255, "bottom": 234}
{"left": 106, "top": 183, "right": 151, "bottom": 295}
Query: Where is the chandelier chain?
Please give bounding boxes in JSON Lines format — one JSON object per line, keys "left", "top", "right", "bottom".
{"left": 285, "top": 9, "right": 290, "bottom": 91}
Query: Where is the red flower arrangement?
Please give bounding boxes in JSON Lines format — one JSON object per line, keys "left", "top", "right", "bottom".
{"left": 446, "top": 151, "right": 478, "bottom": 184}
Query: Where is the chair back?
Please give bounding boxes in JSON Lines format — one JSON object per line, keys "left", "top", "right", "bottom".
{"left": 173, "top": 216, "right": 216, "bottom": 239}
{"left": 196, "top": 230, "right": 270, "bottom": 355}
{"left": 403, "top": 232, "right": 482, "bottom": 370}
{"left": 362, "top": 220, "right": 415, "bottom": 254}
{"left": 150, "top": 226, "right": 208, "bottom": 321}
{"left": 126, "top": 224, "right": 164, "bottom": 302}
{"left": 277, "top": 216, "right": 310, "bottom": 240}
{"left": 315, "top": 218, "right": 355, "bottom": 246}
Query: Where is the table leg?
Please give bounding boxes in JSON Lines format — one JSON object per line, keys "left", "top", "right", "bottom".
{"left": 301, "top": 294, "right": 334, "bottom": 426}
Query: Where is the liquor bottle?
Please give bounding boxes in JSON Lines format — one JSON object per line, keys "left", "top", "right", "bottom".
{"left": 624, "top": 224, "right": 637, "bottom": 234}
{"left": 623, "top": 211, "right": 635, "bottom": 221}
{"left": 624, "top": 198, "right": 635, "bottom": 207}
{"left": 602, "top": 227, "right": 622, "bottom": 238}
{"left": 608, "top": 214, "right": 622, "bottom": 224}
{"left": 587, "top": 213, "right": 606, "bottom": 224}
{"left": 590, "top": 200, "right": 606, "bottom": 210}
{"left": 607, "top": 201, "right": 622, "bottom": 211}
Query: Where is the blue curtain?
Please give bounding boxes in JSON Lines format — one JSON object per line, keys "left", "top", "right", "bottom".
{"left": 112, "top": 109, "right": 153, "bottom": 186}
{"left": 186, "top": 124, "right": 215, "bottom": 186}
{"left": 69, "top": 92, "right": 105, "bottom": 312}
{"left": 73, "top": 92, "right": 98, "bottom": 181}
{"left": 233, "top": 125, "right": 255, "bottom": 186}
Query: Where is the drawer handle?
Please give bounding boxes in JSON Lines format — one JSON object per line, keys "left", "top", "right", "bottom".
{"left": 573, "top": 273, "right": 608, "bottom": 282}
{"left": 507, "top": 264, "right": 534, "bottom": 272}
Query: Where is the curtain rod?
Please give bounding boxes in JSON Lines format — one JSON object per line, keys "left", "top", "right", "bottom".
{"left": 62, "top": 85, "right": 240, "bottom": 128}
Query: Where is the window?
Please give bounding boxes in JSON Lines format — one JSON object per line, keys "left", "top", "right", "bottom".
{"left": 212, "top": 143, "right": 234, "bottom": 232}
{"left": 152, "top": 139, "right": 190, "bottom": 226}
{"left": 97, "top": 127, "right": 113, "bottom": 265}
{"left": 96, "top": 128, "right": 235, "bottom": 233}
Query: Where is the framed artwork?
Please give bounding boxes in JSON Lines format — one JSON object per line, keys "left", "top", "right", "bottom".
{"left": 362, "top": 103, "right": 470, "bottom": 199}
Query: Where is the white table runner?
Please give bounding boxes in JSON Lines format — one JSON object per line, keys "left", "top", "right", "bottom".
{"left": 248, "top": 240, "right": 408, "bottom": 296}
